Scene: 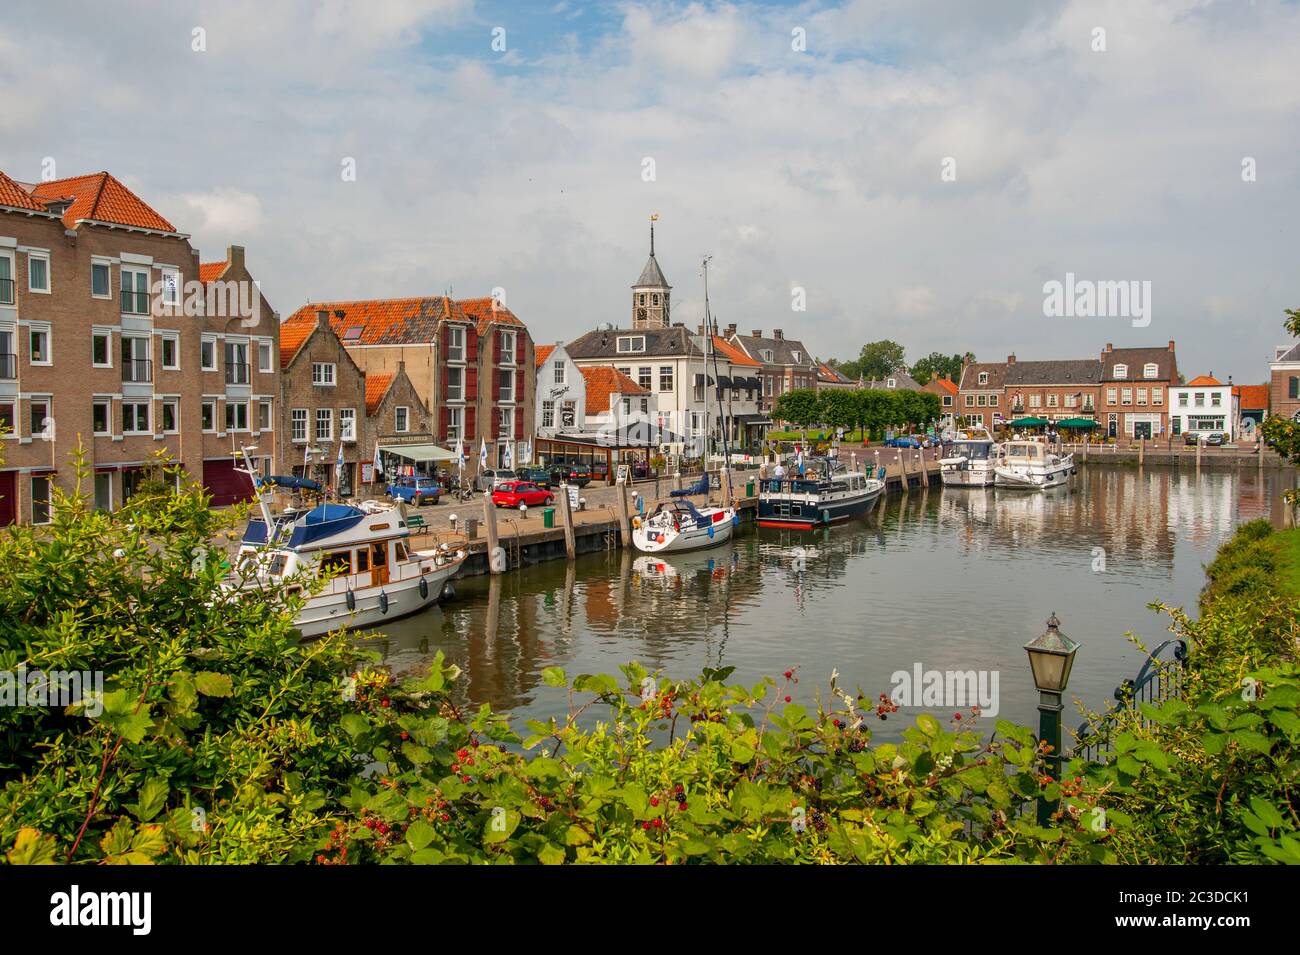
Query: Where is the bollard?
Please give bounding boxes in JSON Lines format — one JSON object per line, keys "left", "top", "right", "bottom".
{"left": 616, "top": 478, "right": 633, "bottom": 549}
{"left": 1196, "top": 435, "right": 1202, "bottom": 472}
{"left": 1139, "top": 435, "right": 1145, "bottom": 468}
{"left": 720, "top": 465, "right": 733, "bottom": 508}
{"left": 918, "top": 449, "right": 930, "bottom": 487}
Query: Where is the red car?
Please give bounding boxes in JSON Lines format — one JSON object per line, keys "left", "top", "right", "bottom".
{"left": 491, "top": 481, "right": 555, "bottom": 508}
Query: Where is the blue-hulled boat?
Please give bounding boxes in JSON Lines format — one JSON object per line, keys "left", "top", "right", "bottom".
{"left": 757, "top": 460, "right": 884, "bottom": 530}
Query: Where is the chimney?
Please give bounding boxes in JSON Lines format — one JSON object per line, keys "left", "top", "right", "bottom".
{"left": 773, "top": 329, "right": 784, "bottom": 340}
{"left": 227, "top": 245, "right": 246, "bottom": 270}
{"left": 1007, "top": 353, "right": 1016, "bottom": 365}
{"left": 1103, "top": 342, "right": 1113, "bottom": 353}
{"left": 725, "top": 323, "right": 736, "bottom": 338}
{"left": 697, "top": 323, "right": 706, "bottom": 335}
{"left": 1168, "top": 340, "right": 1176, "bottom": 351}
{"left": 751, "top": 329, "right": 763, "bottom": 338}
{"left": 397, "top": 360, "right": 406, "bottom": 376}
{"left": 316, "top": 308, "right": 330, "bottom": 329}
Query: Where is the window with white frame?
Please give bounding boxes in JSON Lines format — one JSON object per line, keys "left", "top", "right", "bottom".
{"left": 446, "top": 325, "right": 465, "bottom": 362}
{"left": 91, "top": 259, "right": 111, "bottom": 299}
{"left": 395, "top": 407, "right": 409, "bottom": 433}
{"left": 258, "top": 400, "right": 273, "bottom": 432}
{"left": 122, "top": 400, "right": 150, "bottom": 434}
{"left": 978, "top": 372, "right": 988, "bottom": 385}
{"left": 315, "top": 408, "right": 333, "bottom": 441}
{"left": 225, "top": 401, "right": 249, "bottom": 432}
{"left": 1121, "top": 388, "right": 1133, "bottom": 405}
{"left": 659, "top": 366, "right": 673, "bottom": 392}
{"left": 1152, "top": 387, "right": 1163, "bottom": 405}
{"left": 1046, "top": 394, "right": 1059, "bottom": 407}
{"left": 312, "top": 363, "right": 336, "bottom": 386}
{"left": 202, "top": 400, "right": 216, "bottom": 432}
{"left": 91, "top": 400, "right": 110, "bottom": 435}
{"left": 1112, "top": 363, "right": 1128, "bottom": 379}
{"left": 1137, "top": 388, "right": 1148, "bottom": 405}
{"left": 258, "top": 340, "right": 274, "bottom": 373}
{"left": 120, "top": 267, "right": 150, "bottom": 314}
{"left": 639, "top": 367, "right": 653, "bottom": 391}
{"left": 340, "top": 408, "right": 357, "bottom": 441}
{"left": 446, "top": 366, "right": 464, "bottom": 401}
{"left": 554, "top": 361, "right": 566, "bottom": 385}
{"left": 201, "top": 336, "right": 217, "bottom": 371}
{"left": 447, "top": 406, "right": 462, "bottom": 441}
{"left": 0, "top": 251, "right": 14, "bottom": 305}
{"left": 291, "top": 408, "right": 308, "bottom": 442}
{"left": 617, "top": 336, "right": 646, "bottom": 354}
{"left": 92, "top": 331, "right": 112, "bottom": 368}
{"left": 29, "top": 325, "right": 51, "bottom": 365}
{"left": 498, "top": 407, "right": 511, "bottom": 437}
{"left": 1210, "top": 392, "right": 1221, "bottom": 407}
{"left": 1178, "top": 392, "right": 1188, "bottom": 407}
{"left": 161, "top": 334, "right": 179, "bottom": 370}
{"left": 31, "top": 475, "right": 51, "bottom": 524}
{"left": 1143, "top": 363, "right": 1159, "bottom": 379}
{"left": 162, "top": 399, "right": 179, "bottom": 433}
{"left": 498, "top": 369, "right": 514, "bottom": 403}
{"left": 29, "top": 398, "right": 50, "bottom": 438}
{"left": 27, "top": 252, "right": 50, "bottom": 293}
{"left": 498, "top": 330, "right": 516, "bottom": 363}
{"left": 1107, "top": 388, "right": 1118, "bottom": 405}
{"left": 542, "top": 400, "right": 554, "bottom": 428}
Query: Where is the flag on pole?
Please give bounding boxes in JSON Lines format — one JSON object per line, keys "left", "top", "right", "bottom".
{"left": 523, "top": 438, "right": 532, "bottom": 466}
{"left": 503, "top": 441, "right": 514, "bottom": 470}
{"left": 335, "top": 442, "right": 345, "bottom": 488}
{"left": 479, "top": 437, "right": 488, "bottom": 471}
{"left": 372, "top": 441, "right": 383, "bottom": 479}
{"left": 303, "top": 442, "right": 309, "bottom": 473}
{"left": 453, "top": 436, "right": 464, "bottom": 476}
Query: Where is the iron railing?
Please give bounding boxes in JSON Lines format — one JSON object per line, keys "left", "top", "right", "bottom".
{"left": 225, "top": 362, "right": 250, "bottom": 385}
{"left": 1070, "top": 638, "right": 1188, "bottom": 762}
{"left": 122, "top": 358, "right": 153, "bottom": 383}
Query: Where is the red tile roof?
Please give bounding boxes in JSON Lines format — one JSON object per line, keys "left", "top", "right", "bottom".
{"left": 1233, "top": 384, "right": 1269, "bottom": 410}
{"left": 458, "top": 297, "right": 525, "bottom": 336}
{"left": 199, "top": 261, "right": 227, "bottom": 283}
{"left": 279, "top": 313, "right": 317, "bottom": 368}
{"left": 581, "top": 366, "right": 648, "bottom": 411}
{"left": 930, "top": 375, "right": 959, "bottom": 396}
{"left": 713, "top": 336, "right": 761, "bottom": 367}
{"left": 29, "top": 172, "right": 176, "bottom": 232}
{"left": 1185, "top": 374, "right": 1222, "bottom": 387}
{"left": 535, "top": 344, "right": 555, "bottom": 369}
{"left": 0, "top": 170, "right": 46, "bottom": 212}
{"left": 365, "top": 373, "right": 395, "bottom": 415}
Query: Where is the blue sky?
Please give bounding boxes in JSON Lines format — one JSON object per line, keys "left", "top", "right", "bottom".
{"left": 1, "top": 0, "right": 1297, "bottom": 381}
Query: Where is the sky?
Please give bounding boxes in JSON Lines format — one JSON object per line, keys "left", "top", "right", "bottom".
{"left": 1, "top": 0, "right": 1297, "bottom": 382}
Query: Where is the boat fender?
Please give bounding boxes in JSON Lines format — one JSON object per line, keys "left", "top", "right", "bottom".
{"left": 419, "top": 576, "right": 429, "bottom": 600}
{"left": 632, "top": 516, "right": 642, "bottom": 529}
{"left": 442, "top": 581, "right": 455, "bottom": 600}
{"left": 378, "top": 590, "right": 390, "bottom": 615}
{"left": 345, "top": 589, "right": 356, "bottom": 612}
{"left": 822, "top": 509, "right": 831, "bottom": 525}
{"left": 707, "top": 524, "right": 715, "bottom": 539}
{"left": 732, "top": 513, "right": 740, "bottom": 526}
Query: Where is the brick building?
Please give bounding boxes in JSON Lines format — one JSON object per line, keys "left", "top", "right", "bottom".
{"left": 956, "top": 360, "right": 1007, "bottom": 429}
{"left": 1098, "top": 341, "right": 1178, "bottom": 439}
{"left": 920, "top": 375, "right": 958, "bottom": 428}
{"left": 1003, "top": 355, "right": 1101, "bottom": 423}
{"left": 725, "top": 326, "right": 820, "bottom": 414}
{"left": 1, "top": 168, "right": 273, "bottom": 524}
{"left": 1269, "top": 342, "right": 1300, "bottom": 423}
{"left": 280, "top": 296, "right": 534, "bottom": 474}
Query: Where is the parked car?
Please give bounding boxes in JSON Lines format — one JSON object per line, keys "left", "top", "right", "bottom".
{"left": 517, "top": 466, "right": 553, "bottom": 488}
{"left": 549, "top": 463, "right": 592, "bottom": 487}
{"left": 491, "top": 482, "right": 555, "bottom": 508}
{"left": 386, "top": 476, "right": 442, "bottom": 506}
{"left": 1183, "top": 431, "right": 1200, "bottom": 446}
{"left": 884, "top": 436, "right": 921, "bottom": 449}
{"left": 475, "top": 468, "right": 518, "bottom": 491}
{"left": 1203, "top": 432, "right": 1225, "bottom": 447}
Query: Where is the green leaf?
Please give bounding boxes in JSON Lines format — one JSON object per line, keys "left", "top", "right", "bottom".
{"left": 194, "top": 671, "right": 234, "bottom": 697}
{"left": 340, "top": 714, "right": 370, "bottom": 738}
{"left": 916, "top": 713, "right": 941, "bottom": 738}
{"left": 129, "top": 778, "right": 169, "bottom": 822}
{"left": 621, "top": 784, "right": 649, "bottom": 818}
{"left": 537, "top": 842, "right": 566, "bottom": 865}
{"left": 541, "top": 666, "right": 567, "bottom": 688}
{"left": 6, "top": 828, "right": 57, "bottom": 865}
{"left": 482, "top": 808, "right": 521, "bottom": 845}
{"left": 406, "top": 820, "right": 436, "bottom": 851}
{"left": 1249, "top": 796, "right": 1285, "bottom": 829}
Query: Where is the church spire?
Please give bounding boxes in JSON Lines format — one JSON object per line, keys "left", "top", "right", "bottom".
{"left": 632, "top": 214, "right": 670, "bottom": 329}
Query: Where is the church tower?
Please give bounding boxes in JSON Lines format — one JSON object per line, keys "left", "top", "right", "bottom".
{"left": 632, "top": 215, "right": 671, "bottom": 329}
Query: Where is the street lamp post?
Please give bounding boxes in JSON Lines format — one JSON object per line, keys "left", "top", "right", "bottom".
{"left": 1024, "top": 612, "right": 1080, "bottom": 825}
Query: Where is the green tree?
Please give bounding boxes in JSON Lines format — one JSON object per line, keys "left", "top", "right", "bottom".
{"left": 851, "top": 340, "right": 906, "bottom": 381}
{"left": 910, "top": 352, "right": 968, "bottom": 387}
{"left": 772, "top": 389, "right": 822, "bottom": 436}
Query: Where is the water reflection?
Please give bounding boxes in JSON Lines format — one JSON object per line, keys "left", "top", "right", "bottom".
{"left": 360, "top": 466, "right": 1289, "bottom": 738}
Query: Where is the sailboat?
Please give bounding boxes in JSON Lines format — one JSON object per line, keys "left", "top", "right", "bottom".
{"left": 632, "top": 257, "right": 738, "bottom": 554}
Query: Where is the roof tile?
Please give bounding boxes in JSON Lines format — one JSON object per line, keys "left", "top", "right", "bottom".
{"left": 581, "top": 366, "right": 648, "bottom": 411}
{"left": 29, "top": 172, "right": 176, "bottom": 232}
{"left": 0, "top": 170, "right": 46, "bottom": 212}
{"left": 365, "top": 373, "right": 395, "bottom": 416}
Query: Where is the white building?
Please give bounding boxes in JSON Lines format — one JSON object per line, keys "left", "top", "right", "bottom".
{"left": 1169, "top": 375, "right": 1234, "bottom": 441}
{"left": 534, "top": 343, "right": 584, "bottom": 438}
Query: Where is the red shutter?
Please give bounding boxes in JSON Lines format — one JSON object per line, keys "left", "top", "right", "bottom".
{"left": 514, "top": 407, "right": 523, "bottom": 439}
{"left": 491, "top": 406, "right": 500, "bottom": 439}
{"left": 516, "top": 368, "right": 524, "bottom": 405}
{"left": 464, "top": 407, "right": 475, "bottom": 441}
{"left": 516, "top": 332, "right": 525, "bottom": 364}
{"left": 439, "top": 405, "right": 449, "bottom": 441}
{"left": 466, "top": 367, "right": 477, "bottom": 399}
{"left": 466, "top": 326, "right": 477, "bottom": 362}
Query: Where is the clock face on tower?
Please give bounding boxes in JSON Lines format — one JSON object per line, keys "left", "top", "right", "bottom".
{"left": 637, "top": 307, "right": 646, "bottom": 321}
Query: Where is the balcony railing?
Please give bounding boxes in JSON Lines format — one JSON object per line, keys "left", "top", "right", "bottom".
{"left": 122, "top": 358, "right": 153, "bottom": 384}
{"left": 0, "top": 278, "right": 14, "bottom": 306}
{"left": 0, "top": 352, "right": 15, "bottom": 380}
{"left": 120, "top": 289, "right": 150, "bottom": 315}
{"left": 225, "top": 362, "right": 251, "bottom": 385}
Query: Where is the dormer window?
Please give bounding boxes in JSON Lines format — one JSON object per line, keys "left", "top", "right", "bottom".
{"left": 761, "top": 349, "right": 774, "bottom": 362}
{"left": 978, "top": 372, "right": 988, "bottom": 385}
{"left": 1143, "top": 362, "right": 1158, "bottom": 379}
{"left": 887, "top": 378, "right": 896, "bottom": 389}
{"left": 617, "top": 336, "right": 646, "bottom": 354}
{"left": 792, "top": 350, "right": 801, "bottom": 362}
{"left": 1113, "top": 363, "right": 1128, "bottom": 379}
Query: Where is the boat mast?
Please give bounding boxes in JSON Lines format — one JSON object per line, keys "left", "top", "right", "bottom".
{"left": 703, "top": 256, "right": 733, "bottom": 501}
{"left": 236, "top": 444, "right": 278, "bottom": 545}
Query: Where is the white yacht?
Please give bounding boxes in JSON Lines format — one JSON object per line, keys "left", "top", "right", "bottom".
{"left": 227, "top": 452, "right": 467, "bottom": 637}
{"left": 993, "top": 439, "right": 1074, "bottom": 490}
{"left": 938, "top": 429, "right": 999, "bottom": 488}
{"left": 632, "top": 494, "right": 737, "bottom": 554}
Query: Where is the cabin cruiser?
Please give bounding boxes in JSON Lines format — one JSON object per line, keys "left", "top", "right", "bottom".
{"left": 757, "top": 459, "right": 885, "bottom": 529}
{"left": 993, "top": 439, "right": 1074, "bottom": 490}
{"left": 938, "top": 429, "right": 999, "bottom": 488}
{"left": 226, "top": 450, "right": 466, "bottom": 636}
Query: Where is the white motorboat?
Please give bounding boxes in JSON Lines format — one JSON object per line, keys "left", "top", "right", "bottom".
{"left": 227, "top": 450, "right": 467, "bottom": 637}
{"left": 632, "top": 496, "right": 737, "bottom": 554}
{"left": 993, "top": 439, "right": 1074, "bottom": 490}
{"left": 939, "top": 429, "right": 999, "bottom": 488}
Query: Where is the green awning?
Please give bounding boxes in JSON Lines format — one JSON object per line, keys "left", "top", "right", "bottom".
{"left": 378, "top": 443, "right": 457, "bottom": 462}
{"left": 1009, "top": 417, "right": 1049, "bottom": 427}
{"left": 1056, "top": 417, "right": 1098, "bottom": 428}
